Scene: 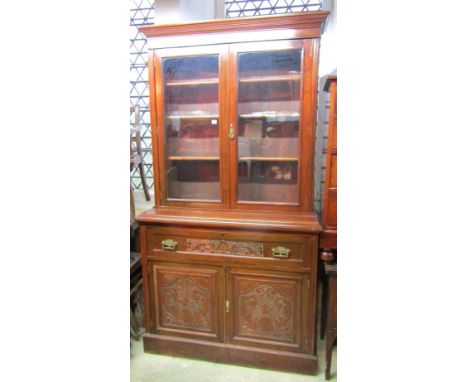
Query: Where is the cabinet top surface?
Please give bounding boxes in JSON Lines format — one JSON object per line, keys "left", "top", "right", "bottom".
{"left": 137, "top": 208, "right": 322, "bottom": 233}
{"left": 139, "top": 11, "right": 329, "bottom": 39}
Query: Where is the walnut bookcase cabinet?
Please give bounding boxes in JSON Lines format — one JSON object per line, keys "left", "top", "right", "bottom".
{"left": 137, "top": 11, "right": 329, "bottom": 374}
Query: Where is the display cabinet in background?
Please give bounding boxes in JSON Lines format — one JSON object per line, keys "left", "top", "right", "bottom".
{"left": 320, "top": 75, "right": 337, "bottom": 249}
{"left": 137, "top": 11, "right": 329, "bottom": 374}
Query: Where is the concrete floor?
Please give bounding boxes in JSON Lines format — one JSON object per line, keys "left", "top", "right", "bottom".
{"left": 130, "top": 337, "right": 337, "bottom": 382}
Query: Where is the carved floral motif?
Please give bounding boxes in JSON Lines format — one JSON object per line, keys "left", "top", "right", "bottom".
{"left": 159, "top": 273, "right": 212, "bottom": 331}
{"left": 238, "top": 282, "right": 294, "bottom": 341}
{"left": 186, "top": 239, "right": 263, "bottom": 257}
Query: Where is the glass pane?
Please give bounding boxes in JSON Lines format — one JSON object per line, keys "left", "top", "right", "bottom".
{"left": 237, "top": 50, "right": 301, "bottom": 204}
{"left": 163, "top": 55, "right": 221, "bottom": 201}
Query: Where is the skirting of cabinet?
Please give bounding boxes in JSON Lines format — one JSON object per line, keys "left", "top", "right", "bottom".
{"left": 143, "top": 333, "right": 318, "bottom": 374}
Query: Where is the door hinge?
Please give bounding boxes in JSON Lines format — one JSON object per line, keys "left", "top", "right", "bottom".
{"left": 229, "top": 124, "right": 235, "bottom": 140}
{"left": 225, "top": 300, "right": 230, "bottom": 313}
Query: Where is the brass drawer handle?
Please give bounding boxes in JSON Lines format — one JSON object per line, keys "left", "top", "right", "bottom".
{"left": 161, "top": 239, "right": 178, "bottom": 251}
{"left": 271, "top": 246, "right": 290, "bottom": 259}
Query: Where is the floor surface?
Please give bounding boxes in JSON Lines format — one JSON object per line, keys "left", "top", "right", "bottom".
{"left": 130, "top": 337, "right": 337, "bottom": 382}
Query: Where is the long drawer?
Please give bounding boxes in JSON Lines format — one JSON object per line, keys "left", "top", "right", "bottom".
{"left": 146, "top": 226, "right": 313, "bottom": 270}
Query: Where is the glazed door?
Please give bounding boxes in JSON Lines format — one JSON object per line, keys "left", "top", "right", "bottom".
{"left": 153, "top": 45, "right": 229, "bottom": 208}
{"left": 228, "top": 40, "right": 317, "bottom": 211}
{"left": 148, "top": 261, "right": 225, "bottom": 342}
{"left": 226, "top": 268, "right": 309, "bottom": 352}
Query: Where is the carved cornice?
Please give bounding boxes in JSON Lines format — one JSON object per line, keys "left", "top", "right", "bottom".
{"left": 139, "top": 11, "right": 329, "bottom": 39}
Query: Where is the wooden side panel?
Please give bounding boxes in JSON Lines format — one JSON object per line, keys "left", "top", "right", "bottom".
{"left": 227, "top": 268, "right": 307, "bottom": 352}
{"left": 321, "top": 78, "right": 337, "bottom": 234}
{"left": 149, "top": 262, "right": 224, "bottom": 342}
{"left": 326, "top": 190, "right": 337, "bottom": 227}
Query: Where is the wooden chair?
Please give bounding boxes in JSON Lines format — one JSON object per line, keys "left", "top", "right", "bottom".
{"left": 130, "top": 105, "right": 148, "bottom": 339}
{"left": 320, "top": 250, "right": 337, "bottom": 380}
{"left": 130, "top": 105, "right": 151, "bottom": 216}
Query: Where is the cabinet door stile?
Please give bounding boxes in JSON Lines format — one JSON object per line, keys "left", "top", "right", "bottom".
{"left": 219, "top": 45, "right": 231, "bottom": 207}
{"left": 153, "top": 50, "right": 168, "bottom": 206}
{"left": 146, "top": 50, "right": 162, "bottom": 207}
{"left": 299, "top": 38, "right": 321, "bottom": 212}
{"left": 228, "top": 44, "right": 239, "bottom": 209}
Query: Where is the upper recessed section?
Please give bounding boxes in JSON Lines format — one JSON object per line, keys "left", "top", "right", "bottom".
{"left": 139, "top": 12, "right": 329, "bottom": 48}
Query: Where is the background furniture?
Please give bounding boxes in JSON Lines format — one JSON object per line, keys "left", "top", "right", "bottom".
{"left": 137, "top": 11, "right": 328, "bottom": 374}
{"left": 324, "top": 263, "right": 337, "bottom": 380}
{"left": 130, "top": 105, "right": 148, "bottom": 339}
{"left": 319, "top": 76, "right": 337, "bottom": 362}
{"left": 131, "top": 105, "right": 151, "bottom": 216}
{"left": 130, "top": 250, "right": 144, "bottom": 340}
{"left": 320, "top": 75, "right": 337, "bottom": 250}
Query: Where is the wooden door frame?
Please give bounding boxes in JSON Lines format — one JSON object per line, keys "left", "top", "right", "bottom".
{"left": 227, "top": 39, "right": 318, "bottom": 212}
{"left": 225, "top": 267, "right": 308, "bottom": 352}
{"left": 148, "top": 261, "right": 226, "bottom": 342}
{"left": 151, "top": 45, "right": 231, "bottom": 209}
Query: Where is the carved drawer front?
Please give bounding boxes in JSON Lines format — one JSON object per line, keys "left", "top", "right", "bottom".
{"left": 147, "top": 227, "right": 311, "bottom": 268}
{"left": 149, "top": 262, "right": 224, "bottom": 341}
{"left": 226, "top": 268, "right": 307, "bottom": 351}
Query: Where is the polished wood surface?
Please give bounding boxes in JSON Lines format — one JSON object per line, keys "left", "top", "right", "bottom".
{"left": 137, "top": 208, "right": 321, "bottom": 233}
{"left": 137, "top": 12, "right": 328, "bottom": 375}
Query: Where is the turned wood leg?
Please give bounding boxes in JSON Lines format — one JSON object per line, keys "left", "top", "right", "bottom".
{"left": 320, "top": 272, "right": 328, "bottom": 340}
{"left": 320, "top": 249, "right": 335, "bottom": 340}
{"left": 325, "top": 330, "right": 337, "bottom": 380}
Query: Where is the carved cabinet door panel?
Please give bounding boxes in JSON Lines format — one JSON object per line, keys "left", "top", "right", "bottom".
{"left": 226, "top": 268, "right": 308, "bottom": 352}
{"left": 149, "top": 261, "right": 225, "bottom": 342}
